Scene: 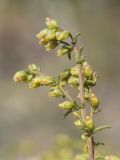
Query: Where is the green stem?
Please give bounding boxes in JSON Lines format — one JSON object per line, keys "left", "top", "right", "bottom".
{"left": 77, "top": 63, "right": 86, "bottom": 120}
{"left": 59, "top": 40, "right": 71, "bottom": 46}
{"left": 59, "top": 85, "right": 74, "bottom": 102}
{"left": 73, "top": 45, "right": 94, "bottom": 160}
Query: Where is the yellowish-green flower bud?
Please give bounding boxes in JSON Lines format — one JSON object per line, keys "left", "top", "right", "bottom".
{"left": 59, "top": 80, "right": 67, "bottom": 87}
{"left": 84, "top": 91, "right": 90, "bottom": 100}
{"left": 48, "top": 86, "right": 63, "bottom": 98}
{"left": 45, "top": 30, "right": 56, "bottom": 41}
{"left": 74, "top": 119, "right": 84, "bottom": 128}
{"left": 71, "top": 66, "right": 79, "bottom": 77}
{"left": 57, "top": 46, "right": 69, "bottom": 56}
{"left": 68, "top": 76, "right": 79, "bottom": 87}
{"left": 46, "top": 17, "right": 58, "bottom": 30}
{"left": 56, "top": 31, "right": 70, "bottom": 41}
{"left": 27, "top": 74, "right": 34, "bottom": 82}
{"left": 85, "top": 116, "right": 94, "bottom": 131}
{"left": 42, "top": 76, "right": 55, "bottom": 86}
{"left": 59, "top": 69, "right": 71, "bottom": 79}
{"left": 13, "top": 71, "right": 27, "bottom": 83}
{"left": 36, "top": 28, "right": 48, "bottom": 39}
{"left": 82, "top": 61, "right": 89, "bottom": 68}
{"left": 39, "top": 38, "right": 48, "bottom": 45}
{"left": 84, "top": 66, "right": 93, "bottom": 78}
{"left": 45, "top": 41, "right": 58, "bottom": 51}
{"left": 82, "top": 61, "right": 93, "bottom": 78}
{"left": 29, "top": 76, "right": 42, "bottom": 88}
{"left": 28, "top": 64, "right": 40, "bottom": 73}
{"left": 59, "top": 101, "right": 74, "bottom": 110}
{"left": 89, "top": 93, "right": 100, "bottom": 110}
{"left": 73, "top": 111, "right": 81, "bottom": 118}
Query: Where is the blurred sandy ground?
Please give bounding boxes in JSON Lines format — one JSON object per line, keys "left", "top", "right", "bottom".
{"left": 0, "top": 0, "right": 120, "bottom": 157}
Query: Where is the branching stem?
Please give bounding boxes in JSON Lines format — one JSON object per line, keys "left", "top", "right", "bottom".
{"left": 73, "top": 45, "right": 94, "bottom": 160}
{"left": 59, "top": 85, "right": 74, "bottom": 102}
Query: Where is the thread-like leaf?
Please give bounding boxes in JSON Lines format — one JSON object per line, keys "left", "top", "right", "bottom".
{"left": 93, "top": 125, "right": 111, "bottom": 134}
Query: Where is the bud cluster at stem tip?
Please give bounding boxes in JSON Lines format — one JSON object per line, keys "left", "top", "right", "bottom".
{"left": 36, "top": 17, "right": 72, "bottom": 57}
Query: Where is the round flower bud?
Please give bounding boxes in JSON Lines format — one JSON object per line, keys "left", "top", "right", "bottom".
{"left": 70, "top": 66, "right": 79, "bottom": 77}
{"left": 84, "top": 91, "right": 90, "bottom": 100}
{"left": 82, "top": 61, "right": 90, "bottom": 69}
{"left": 82, "top": 61, "right": 93, "bottom": 78}
{"left": 59, "top": 101, "right": 74, "bottom": 110}
{"left": 46, "top": 17, "right": 59, "bottom": 30}
{"left": 89, "top": 93, "right": 100, "bottom": 110}
{"left": 29, "top": 76, "right": 42, "bottom": 88}
{"left": 73, "top": 111, "right": 81, "bottom": 118}
{"left": 74, "top": 119, "right": 84, "bottom": 128}
{"left": 28, "top": 64, "right": 40, "bottom": 73}
{"left": 45, "top": 30, "right": 56, "bottom": 41}
{"left": 36, "top": 28, "right": 48, "bottom": 39}
{"left": 59, "top": 80, "right": 67, "bottom": 87}
{"left": 84, "top": 66, "right": 93, "bottom": 78}
{"left": 59, "top": 69, "right": 71, "bottom": 79}
{"left": 84, "top": 116, "right": 94, "bottom": 131}
{"left": 39, "top": 38, "right": 48, "bottom": 46}
{"left": 56, "top": 31, "right": 70, "bottom": 41}
{"left": 42, "top": 76, "right": 55, "bottom": 86}
{"left": 57, "top": 46, "right": 69, "bottom": 56}
{"left": 13, "top": 71, "right": 27, "bottom": 83}
{"left": 45, "top": 41, "right": 58, "bottom": 51}
{"left": 27, "top": 74, "right": 34, "bottom": 82}
{"left": 48, "top": 86, "right": 63, "bottom": 98}
{"left": 68, "top": 76, "right": 79, "bottom": 87}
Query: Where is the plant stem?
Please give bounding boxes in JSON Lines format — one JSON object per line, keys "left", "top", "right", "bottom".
{"left": 59, "top": 86, "right": 74, "bottom": 102}
{"left": 73, "top": 45, "right": 94, "bottom": 160}
{"left": 88, "top": 137, "right": 94, "bottom": 160}
{"left": 77, "top": 63, "right": 86, "bottom": 120}
{"left": 59, "top": 40, "right": 71, "bottom": 46}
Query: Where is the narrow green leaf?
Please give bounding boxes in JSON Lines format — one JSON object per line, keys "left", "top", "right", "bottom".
{"left": 75, "top": 47, "right": 84, "bottom": 64}
{"left": 93, "top": 125, "right": 111, "bottom": 134}
{"left": 67, "top": 51, "right": 71, "bottom": 60}
{"left": 64, "top": 109, "right": 73, "bottom": 118}
{"left": 94, "top": 141, "right": 104, "bottom": 147}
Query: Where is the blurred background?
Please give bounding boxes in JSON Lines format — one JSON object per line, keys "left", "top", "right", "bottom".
{"left": 0, "top": 0, "right": 120, "bottom": 159}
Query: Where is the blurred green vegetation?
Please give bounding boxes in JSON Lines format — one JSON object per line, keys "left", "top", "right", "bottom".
{"left": 1, "top": 134, "right": 119, "bottom": 160}
{"left": 0, "top": 0, "right": 120, "bottom": 158}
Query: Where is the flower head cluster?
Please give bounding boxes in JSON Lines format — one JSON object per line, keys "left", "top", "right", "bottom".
{"left": 13, "top": 64, "right": 55, "bottom": 89}
{"left": 36, "top": 17, "right": 72, "bottom": 57}
{"left": 13, "top": 17, "right": 111, "bottom": 159}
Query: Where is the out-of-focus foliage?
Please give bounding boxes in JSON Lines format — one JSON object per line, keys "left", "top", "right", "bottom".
{"left": 40, "top": 135, "right": 120, "bottom": 160}
{"left": 0, "top": 134, "right": 120, "bottom": 160}
{"left": 0, "top": 139, "right": 37, "bottom": 160}
{"left": 41, "top": 134, "right": 83, "bottom": 160}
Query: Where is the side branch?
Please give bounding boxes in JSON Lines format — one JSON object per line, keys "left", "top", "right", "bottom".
{"left": 59, "top": 85, "right": 74, "bottom": 102}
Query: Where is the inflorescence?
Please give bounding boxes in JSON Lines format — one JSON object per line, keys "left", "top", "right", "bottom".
{"left": 13, "top": 17, "right": 110, "bottom": 159}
